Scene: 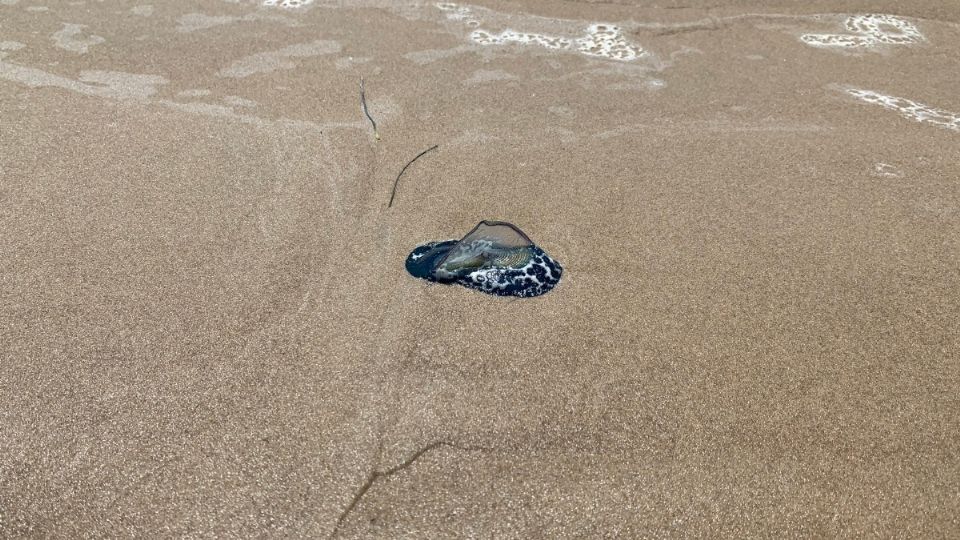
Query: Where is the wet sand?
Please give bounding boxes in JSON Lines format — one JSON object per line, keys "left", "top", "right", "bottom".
{"left": 1, "top": 0, "right": 958, "bottom": 537}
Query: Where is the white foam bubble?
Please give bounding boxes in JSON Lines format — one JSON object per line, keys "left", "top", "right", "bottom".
{"left": 437, "top": 2, "right": 470, "bottom": 20}
{"left": 846, "top": 88, "right": 959, "bottom": 133}
{"left": 262, "top": 0, "right": 313, "bottom": 8}
{"left": 801, "top": 14, "right": 923, "bottom": 48}
{"left": 471, "top": 29, "right": 572, "bottom": 50}
{"left": 439, "top": 3, "right": 644, "bottom": 62}
{"left": 576, "top": 24, "right": 642, "bottom": 61}
{"left": 872, "top": 163, "right": 904, "bottom": 178}
{"left": 470, "top": 24, "right": 641, "bottom": 61}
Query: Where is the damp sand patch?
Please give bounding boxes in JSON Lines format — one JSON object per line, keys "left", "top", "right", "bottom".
{"left": 52, "top": 23, "right": 104, "bottom": 54}
{"left": 175, "top": 11, "right": 296, "bottom": 33}
{"left": 218, "top": 40, "right": 341, "bottom": 78}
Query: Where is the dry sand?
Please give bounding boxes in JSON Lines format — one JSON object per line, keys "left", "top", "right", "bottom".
{"left": 1, "top": 0, "right": 959, "bottom": 537}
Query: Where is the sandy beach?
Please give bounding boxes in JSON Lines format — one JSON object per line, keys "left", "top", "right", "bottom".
{"left": 1, "top": 0, "right": 959, "bottom": 536}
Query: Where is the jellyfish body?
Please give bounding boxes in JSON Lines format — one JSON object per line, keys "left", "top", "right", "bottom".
{"left": 405, "top": 221, "right": 562, "bottom": 297}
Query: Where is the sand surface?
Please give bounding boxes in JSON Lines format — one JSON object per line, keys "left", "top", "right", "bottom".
{"left": 2, "top": 0, "right": 959, "bottom": 537}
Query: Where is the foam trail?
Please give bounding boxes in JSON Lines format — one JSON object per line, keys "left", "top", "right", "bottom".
{"left": 872, "top": 163, "right": 904, "bottom": 178}
{"left": 846, "top": 88, "right": 960, "bottom": 133}
{"left": 802, "top": 14, "right": 923, "bottom": 48}
{"left": 263, "top": 0, "right": 313, "bottom": 7}
{"left": 439, "top": 3, "right": 644, "bottom": 62}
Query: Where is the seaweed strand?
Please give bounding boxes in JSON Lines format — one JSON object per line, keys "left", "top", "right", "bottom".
{"left": 359, "top": 76, "right": 379, "bottom": 141}
{"left": 389, "top": 145, "right": 438, "bottom": 208}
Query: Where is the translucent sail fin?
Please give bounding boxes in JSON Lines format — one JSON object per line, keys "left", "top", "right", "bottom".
{"left": 405, "top": 221, "right": 562, "bottom": 297}
{"left": 433, "top": 221, "right": 535, "bottom": 280}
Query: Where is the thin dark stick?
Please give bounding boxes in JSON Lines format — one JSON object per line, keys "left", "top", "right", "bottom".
{"left": 330, "top": 440, "right": 488, "bottom": 537}
{"left": 388, "top": 144, "right": 438, "bottom": 208}
{"left": 359, "top": 76, "right": 379, "bottom": 141}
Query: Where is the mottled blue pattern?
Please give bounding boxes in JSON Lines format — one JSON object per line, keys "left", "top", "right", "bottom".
{"left": 405, "top": 240, "right": 562, "bottom": 298}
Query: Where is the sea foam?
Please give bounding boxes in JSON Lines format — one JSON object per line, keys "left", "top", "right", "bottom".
{"left": 439, "top": 3, "right": 644, "bottom": 62}
{"left": 846, "top": 88, "right": 959, "bottom": 133}
{"left": 801, "top": 14, "right": 923, "bottom": 49}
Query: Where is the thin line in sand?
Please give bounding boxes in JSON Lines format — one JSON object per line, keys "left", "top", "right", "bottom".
{"left": 330, "top": 440, "right": 488, "bottom": 538}
{"left": 389, "top": 145, "right": 439, "bottom": 208}
{"left": 360, "top": 76, "right": 380, "bottom": 140}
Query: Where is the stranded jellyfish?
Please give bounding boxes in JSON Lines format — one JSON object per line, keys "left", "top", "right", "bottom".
{"left": 405, "top": 221, "right": 563, "bottom": 297}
